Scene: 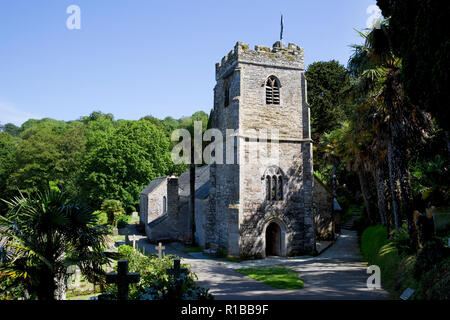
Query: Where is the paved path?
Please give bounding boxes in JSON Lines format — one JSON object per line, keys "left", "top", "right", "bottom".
{"left": 127, "top": 224, "right": 389, "bottom": 300}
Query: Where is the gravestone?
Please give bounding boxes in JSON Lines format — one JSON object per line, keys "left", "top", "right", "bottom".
{"left": 155, "top": 242, "right": 166, "bottom": 258}
{"left": 400, "top": 288, "right": 415, "bottom": 300}
{"left": 67, "top": 265, "right": 81, "bottom": 289}
{"left": 129, "top": 235, "right": 139, "bottom": 249}
{"left": 66, "top": 265, "right": 79, "bottom": 289}
{"left": 106, "top": 260, "right": 140, "bottom": 300}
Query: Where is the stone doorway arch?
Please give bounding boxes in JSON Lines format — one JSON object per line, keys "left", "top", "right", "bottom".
{"left": 265, "top": 222, "right": 281, "bottom": 256}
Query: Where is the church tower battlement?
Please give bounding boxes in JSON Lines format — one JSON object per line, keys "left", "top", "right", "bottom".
{"left": 216, "top": 41, "right": 305, "bottom": 80}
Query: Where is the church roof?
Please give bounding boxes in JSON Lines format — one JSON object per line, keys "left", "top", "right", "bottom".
{"left": 178, "top": 165, "right": 210, "bottom": 199}
{"left": 140, "top": 176, "right": 167, "bottom": 195}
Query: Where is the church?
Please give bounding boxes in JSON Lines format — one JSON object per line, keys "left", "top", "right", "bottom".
{"left": 139, "top": 41, "right": 338, "bottom": 258}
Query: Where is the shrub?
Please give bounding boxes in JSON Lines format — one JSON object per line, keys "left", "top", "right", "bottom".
{"left": 415, "top": 257, "right": 450, "bottom": 300}
{"left": 361, "top": 225, "right": 389, "bottom": 262}
{"left": 94, "top": 210, "right": 108, "bottom": 225}
{"left": 107, "top": 245, "right": 213, "bottom": 300}
{"left": 361, "top": 225, "right": 417, "bottom": 297}
{"left": 116, "top": 215, "right": 129, "bottom": 229}
{"left": 391, "top": 223, "right": 411, "bottom": 255}
{"left": 101, "top": 200, "right": 124, "bottom": 226}
{"left": 413, "top": 238, "right": 450, "bottom": 281}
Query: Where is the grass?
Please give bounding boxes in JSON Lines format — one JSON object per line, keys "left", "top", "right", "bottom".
{"left": 236, "top": 266, "right": 304, "bottom": 290}
{"left": 361, "top": 225, "right": 417, "bottom": 298}
{"left": 182, "top": 246, "right": 203, "bottom": 253}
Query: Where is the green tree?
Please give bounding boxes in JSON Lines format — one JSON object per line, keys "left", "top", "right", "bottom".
{"left": 1, "top": 123, "right": 20, "bottom": 137}
{"left": 0, "top": 189, "right": 113, "bottom": 300}
{"left": 376, "top": 0, "right": 450, "bottom": 136}
{"left": 0, "top": 132, "right": 18, "bottom": 214}
{"left": 7, "top": 121, "right": 85, "bottom": 195}
{"left": 305, "top": 60, "right": 351, "bottom": 142}
{"left": 78, "top": 119, "right": 171, "bottom": 211}
{"left": 347, "top": 25, "right": 433, "bottom": 248}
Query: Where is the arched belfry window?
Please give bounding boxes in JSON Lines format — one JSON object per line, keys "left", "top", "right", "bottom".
{"left": 264, "top": 166, "right": 284, "bottom": 201}
{"left": 266, "top": 76, "right": 280, "bottom": 105}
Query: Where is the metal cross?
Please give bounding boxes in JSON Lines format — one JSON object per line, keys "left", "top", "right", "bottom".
{"left": 155, "top": 242, "right": 166, "bottom": 258}
{"left": 166, "top": 259, "right": 187, "bottom": 279}
{"left": 106, "top": 260, "right": 140, "bottom": 300}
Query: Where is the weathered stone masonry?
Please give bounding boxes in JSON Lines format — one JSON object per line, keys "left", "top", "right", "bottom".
{"left": 207, "top": 41, "right": 316, "bottom": 257}
{"left": 140, "top": 41, "right": 338, "bottom": 258}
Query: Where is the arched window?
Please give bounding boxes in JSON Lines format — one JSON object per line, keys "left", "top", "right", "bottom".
{"left": 266, "top": 176, "right": 271, "bottom": 200}
{"left": 266, "top": 76, "right": 280, "bottom": 105}
{"left": 271, "top": 176, "right": 277, "bottom": 200}
{"left": 163, "top": 196, "right": 167, "bottom": 214}
{"left": 277, "top": 176, "right": 283, "bottom": 200}
{"left": 264, "top": 166, "right": 284, "bottom": 201}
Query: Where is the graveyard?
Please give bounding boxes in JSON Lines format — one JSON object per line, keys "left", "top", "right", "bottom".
{"left": 0, "top": 0, "right": 449, "bottom": 304}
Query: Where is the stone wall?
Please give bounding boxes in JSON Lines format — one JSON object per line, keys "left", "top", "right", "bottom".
{"left": 313, "top": 176, "right": 335, "bottom": 241}
{"left": 147, "top": 179, "right": 167, "bottom": 222}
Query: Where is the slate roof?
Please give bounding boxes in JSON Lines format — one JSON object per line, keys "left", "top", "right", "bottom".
{"left": 140, "top": 177, "right": 167, "bottom": 195}
{"left": 140, "top": 166, "right": 210, "bottom": 199}
{"left": 178, "top": 165, "right": 210, "bottom": 198}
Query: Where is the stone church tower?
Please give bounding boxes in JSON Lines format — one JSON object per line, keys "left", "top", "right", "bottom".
{"left": 206, "top": 41, "right": 315, "bottom": 258}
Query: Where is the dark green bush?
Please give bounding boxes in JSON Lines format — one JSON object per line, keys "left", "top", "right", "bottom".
{"left": 415, "top": 257, "right": 450, "bottom": 300}
{"left": 391, "top": 223, "right": 411, "bottom": 255}
{"left": 107, "top": 245, "right": 213, "bottom": 300}
{"left": 116, "top": 215, "right": 129, "bottom": 229}
{"left": 361, "top": 225, "right": 417, "bottom": 297}
{"left": 413, "top": 238, "right": 450, "bottom": 281}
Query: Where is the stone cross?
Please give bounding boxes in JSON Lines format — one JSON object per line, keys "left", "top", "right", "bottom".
{"left": 155, "top": 242, "right": 166, "bottom": 258}
{"left": 106, "top": 260, "right": 140, "bottom": 300}
{"left": 129, "top": 235, "right": 138, "bottom": 249}
{"left": 166, "top": 259, "right": 187, "bottom": 279}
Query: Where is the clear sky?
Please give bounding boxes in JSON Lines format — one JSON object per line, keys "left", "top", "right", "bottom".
{"left": 0, "top": 0, "right": 379, "bottom": 125}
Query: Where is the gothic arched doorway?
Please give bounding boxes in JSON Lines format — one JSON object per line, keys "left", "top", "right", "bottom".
{"left": 265, "top": 222, "right": 282, "bottom": 256}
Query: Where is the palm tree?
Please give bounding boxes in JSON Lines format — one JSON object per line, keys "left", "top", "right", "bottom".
{"left": 348, "top": 24, "right": 432, "bottom": 248}
{"left": 0, "top": 189, "right": 114, "bottom": 300}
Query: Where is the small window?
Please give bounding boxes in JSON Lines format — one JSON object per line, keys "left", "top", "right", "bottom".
{"left": 277, "top": 176, "right": 283, "bottom": 200}
{"left": 224, "top": 87, "right": 230, "bottom": 107}
{"left": 271, "top": 176, "right": 277, "bottom": 200}
{"left": 163, "top": 196, "right": 167, "bottom": 213}
{"left": 266, "top": 76, "right": 280, "bottom": 105}
{"left": 224, "top": 76, "right": 231, "bottom": 107}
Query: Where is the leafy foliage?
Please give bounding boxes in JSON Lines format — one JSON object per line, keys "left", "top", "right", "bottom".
{"left": 305, "top": 60, "right": 351, "bottom": 142}
{"left": 106, "top": 245, "right": 213, "bottom": 300}
{"left": 78, "top": 119, "right": 171, "bottom": 211}
{"left": 100, "top": 200, "right": 124, "bottom": 226}
{"left": 0, "top": 189, "right": 114, "bottom": 300}
{"left": 377, "top": 0, "right": 450, "bottom": 132}
{"left": 0, "top": 111, "right": 209, "bottom": 216}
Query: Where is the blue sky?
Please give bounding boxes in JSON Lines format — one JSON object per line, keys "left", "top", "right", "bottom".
{"left": 0, "top": 0, "right": 379, "bottom": 125}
